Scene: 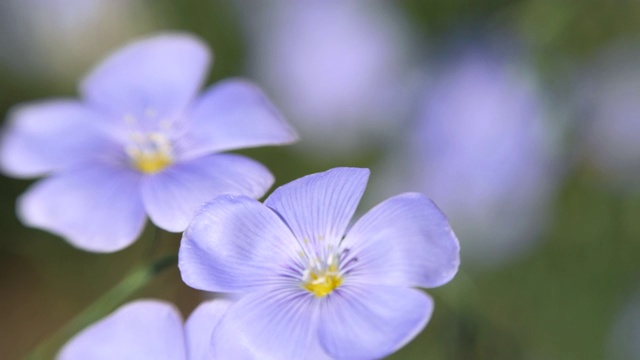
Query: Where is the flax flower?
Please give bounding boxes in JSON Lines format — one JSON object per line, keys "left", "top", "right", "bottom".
{"left": 242, "top": 0, "right": 413, "bottom": 156}
{"left": 378, "top": 43, "right": 558, "bottom": 266}
{"left": 179, "top": 167, "right": 460, "bottom": 359}
{"left": 0, "top": 33, "right": 297, "bottom": 252}
{"left": 58, "top": 299, "right": 230, "bottom": 359}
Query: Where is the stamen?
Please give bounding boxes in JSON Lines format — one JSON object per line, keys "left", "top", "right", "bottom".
{"left": 126, "top": 131, "right": 173, "bottom": 174}
{"left": 133, "top": 152, "right": 172, "bottom": 174}
{"left": 302, "top": 251, "right": 344, "bottom": 297}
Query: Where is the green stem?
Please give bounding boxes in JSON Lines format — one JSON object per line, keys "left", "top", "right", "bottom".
{"left": 146, "top": 224, "right": 161, "bottom": 259}
{"left": 25, "top": 254, "right": 178, "bottom": 360}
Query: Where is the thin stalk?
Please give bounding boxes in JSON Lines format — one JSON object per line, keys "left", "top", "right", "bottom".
{"left": 25, "top": 254, "right": 178, "bottom": 360}
{"left": 146, "top": 223, "right": 162, "bottom": 259}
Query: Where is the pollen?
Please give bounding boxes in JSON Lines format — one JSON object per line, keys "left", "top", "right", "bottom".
{"left": 126, "top": 132, "right": 173, "bottom": 174}
{"left": 133, "top": 152, "right": 172, "bottom": 174}
{"left": 302, "top": 259, "right": 343, "bottom": 297}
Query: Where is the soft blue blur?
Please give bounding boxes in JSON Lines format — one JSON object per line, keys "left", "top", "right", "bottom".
{"left": 378, "top": 40, "right": 560, "bottom": 266}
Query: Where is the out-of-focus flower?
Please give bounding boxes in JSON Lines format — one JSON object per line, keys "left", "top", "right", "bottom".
{"left": 0, "top": 0, "right": 156, "bottom": 84}
{"left": 608, "top": 289, "right": 640, "bottom": 360}
{"left": 241, "top": 0, "right": 414, "bottom": 156}
{"left": 377, "top": 44, "right": 558, "bottom": 266}
{"left": 58, "top": 299, "right": 230, "bottom": 360}
{"left": 574, "top": 41, "right": 640, "bottom": 190}
{"left": 179, "top": 167, "right": 460, "bottom": 359}
{"left": 0, "top": 33, "right": 298, "bottom": 252}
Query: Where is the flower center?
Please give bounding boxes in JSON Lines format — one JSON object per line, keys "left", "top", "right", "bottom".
{"left": 302, "top": 254, "right": 343, "bottom": 297}
{"left": 126, "top": 132, "right": 173, "bottom": 174}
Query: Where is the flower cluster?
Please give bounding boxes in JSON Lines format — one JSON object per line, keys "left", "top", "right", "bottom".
{"left": 1, "top": 33, "right": 460, "bottom": 359}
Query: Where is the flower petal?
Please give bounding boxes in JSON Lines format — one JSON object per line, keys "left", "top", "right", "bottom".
{"left": 343, "top": 193, "right": 460, "bottom": 288}
{"left": 184, "top": 299, "right": 232, "bottom": 360}
{"left": 0, "top": 100, "right": 116, "bottom": 178}
{"left": 179, "top": 195, "right": 301, "bottom": 293}
{"left": 18, "top": 163, "right": 146, "bottom": 252}
{"left": 57, "top": 300, "right": 186, "bottom": 360}
{"left": 181, "top": 79, "right": 298, "bottom": 158}
{"left": 210, "top": 289, "right": 323, "bottom": 360}
{"left": 141, "top": 153, "right": 273, "bottom": 232}
{"left": 80, "top": 33, "right": 210, "bottom": 117}
{"left": 318, "top": 286, "right": 433, "bottom": 360}
{"left": 264, "top": 167, "right": 369, "bottom": 245}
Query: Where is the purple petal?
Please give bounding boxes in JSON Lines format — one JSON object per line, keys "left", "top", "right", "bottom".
{"left": 181, "top": 79, "right": 298, "bottom": 158}
{"left": 0, "top": 100, "right": 116, "bottom": 178}
{"left": 141, "top": 153, "right": 273, "bottom": 232}
{"left": 264, "top": 167, "right": 369, "bottom": 246}
{"left": 244, "top": 1, "right": 410, "bottom": 155}
{"left": 179, "top": 195, "right": 300, "bottom": 293}
{"left": 318, "top": 286, "right": 433, "bottom": 359}
{"left": 210, "top": 289, "right": 322, "bottom": 359}
{"left": 57, "top": 300, "right": 186, "bottom": 360}
{"left": 80, "top": 33, "right": 210, "bottom": 117}
{"left": 343, "top": 193, "right": 460, "bottom": 288}
{"left": 18, "top": 163, "right": 146, "bottom": 252}
{"left": 185, "top": 299, "right": 232, "bottom": 360}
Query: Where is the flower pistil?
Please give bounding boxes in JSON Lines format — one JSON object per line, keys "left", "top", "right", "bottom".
{"left": 302, "top": 253, "right": 343, "bottom": 297}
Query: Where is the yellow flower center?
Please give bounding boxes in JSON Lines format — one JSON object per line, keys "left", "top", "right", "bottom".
{"left": 126, "top": 132, "right": 173, "bottom": 174}
{"left": 133, "top": 152, "right": 172, "bottom": 174}
{"left": 302, "top": 256, "right": 343, "bottom": 297}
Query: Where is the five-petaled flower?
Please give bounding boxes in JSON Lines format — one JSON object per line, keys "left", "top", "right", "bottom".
{"left": 179, "top": 167, "right": 460, "bottom": 359}
{"left": 58, "top": 299, "right": 230, "bottom": 360}
{"left": 0, "top": 33, "right": 297, "bottom": 252}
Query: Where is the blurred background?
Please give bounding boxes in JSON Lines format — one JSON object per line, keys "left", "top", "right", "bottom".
{"left": 1, "top": 0, "right": 639, "bottom": 359}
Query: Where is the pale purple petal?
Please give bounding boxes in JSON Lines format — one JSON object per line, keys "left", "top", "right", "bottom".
{"left": 57, "top": 300, "right": 186, "bottom": 360}
{"left": 0, "top": 99, "right": 116, "bottom": 178}
{"left": 244, "top": 1, "right": 411, "bottom": 155}
{"left": 578, "top": 42, "right": 640, "bottom": 187}
{"left": 141, "top": 153, "right": 273, "bottom": 232}
{"left": 318, "top": 286, "right": 433, "bottom": 360}
{"left": 80, "top": 33, "right": 210, "bottom": 117}
{"left": 181, "top": 79, "right": 298, "bottom": 158}
{"left": 18, "top": 163, "right": 146, "bottom": 252}
{"left": 179, "top": 195, "right": 301, "bottom": 293}
{"left": 185, "top": 299, "right": 232, "bottom": 360}
{"left": 343, "top": 193, "right": 460, "bottom": 288}
{"left": 410, "top": 46, "right": 555, "bottom": 265}
{"left": 210, "top": 289, "right": 320, "bottom": 360}
{"left": 264, "top": 167, "right": 369, "bottom": 245}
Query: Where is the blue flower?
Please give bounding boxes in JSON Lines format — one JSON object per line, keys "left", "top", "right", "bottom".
{"left": 0, "top": 33, "right": 297, "bottom": 252}
{"left": 179, "top": 167, "right": 460, "bottom": 359}
{"left": 378, "top": 42, "right": 559, "bottom": 266}
{"left": 58, "top": 299, "right": 230, "bottom": 360}
{"left": 244, "top": 1, "right": 412, "bottom": 156}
